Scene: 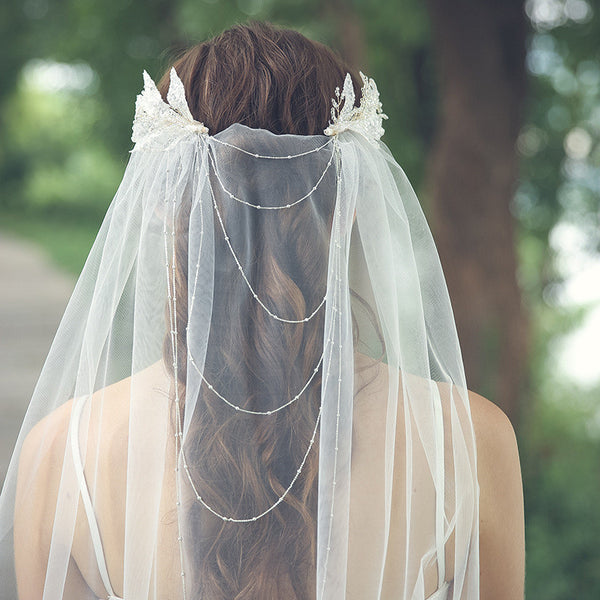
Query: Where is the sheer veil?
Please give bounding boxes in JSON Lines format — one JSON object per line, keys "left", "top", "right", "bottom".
{"left": 0, "top": 65, "right": 479, "bottom": 599}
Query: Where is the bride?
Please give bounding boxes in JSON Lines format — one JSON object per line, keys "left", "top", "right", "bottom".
{"left": 1, "top": 21, "right": 524, "bottom": 600}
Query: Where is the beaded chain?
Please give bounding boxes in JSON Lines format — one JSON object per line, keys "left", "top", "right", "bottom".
{"left": 207, "top": 142, "right": 336, "bottom": 210}
{"left": 319, "top": 146, "right": 344, "bottom": 598}
{"left": 163, "top": 161, "right": 189, "bottom": 597}
{"left": 210, "top": 134, "right": 333, "bottom": 159}
{"left": 207, "top": 152, "right": 328, "bottom": 324}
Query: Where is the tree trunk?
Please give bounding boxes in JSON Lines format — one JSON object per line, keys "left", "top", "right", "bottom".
{"left": 425, "top": 0, "right": 529, "bottom": 427}
{"left": 322, "top": 0, "right": 369, "bottom": 72}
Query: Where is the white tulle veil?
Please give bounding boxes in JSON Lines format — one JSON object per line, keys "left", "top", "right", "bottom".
{"left": 0, "top": 66, "right": 479, "bottom": 599}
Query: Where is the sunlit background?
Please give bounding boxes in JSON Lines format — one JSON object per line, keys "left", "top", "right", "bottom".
{"left": 1, "top": 0, "right": 600, "bottom": 596}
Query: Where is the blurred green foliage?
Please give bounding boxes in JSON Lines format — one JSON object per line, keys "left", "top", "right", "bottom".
{"left": 1, "top": 0, "right": 600, "bottom": 597}
{"left": 514, "top": 7, "right": 600, "bottom": 592}
{"left": 3, "top": 76, "right": 122, "bottom": 219}
{"left": 521, "top": 301, "right": 600, "bottom": 597}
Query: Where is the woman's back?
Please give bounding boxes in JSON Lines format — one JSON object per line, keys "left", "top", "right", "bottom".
{"left": 15, "top": 352, "right": 523, "bottom": 599}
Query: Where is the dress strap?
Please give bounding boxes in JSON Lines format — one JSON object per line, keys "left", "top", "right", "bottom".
{"left": 427, "top": 580, "right": 451, "bottom": 600}
{"left": 70, "top": 396, "right": 121, "bottom": 600}
{"left": 431, "top": 384, "right": 446, "bottom": 588}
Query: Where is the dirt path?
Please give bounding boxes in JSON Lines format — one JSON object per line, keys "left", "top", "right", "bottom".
{"left": 0, "top": 232, "right": 75, "bottom": 489}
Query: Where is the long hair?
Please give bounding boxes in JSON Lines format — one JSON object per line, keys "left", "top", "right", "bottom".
{"left": 159, "top": 22, "right": 380, "bottom": 599}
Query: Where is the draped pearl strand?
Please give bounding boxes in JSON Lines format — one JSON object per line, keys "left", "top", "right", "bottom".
{"left": 208, "top": 161, "right": 327, "bottom": 324}
{"left": 207, "top": 142, "right": 336, "bottom": 211}
{"left": 163, "top": 161, "right": 189, "bottom": 596}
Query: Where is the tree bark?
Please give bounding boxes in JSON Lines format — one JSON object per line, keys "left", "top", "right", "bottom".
{"left": 425, "top": 0, "right": 529, "bottom": 427}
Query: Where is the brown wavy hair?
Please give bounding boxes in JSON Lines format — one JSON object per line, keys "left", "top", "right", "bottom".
{"left": 160, "top": 22, "right": 380, "bottom": 599}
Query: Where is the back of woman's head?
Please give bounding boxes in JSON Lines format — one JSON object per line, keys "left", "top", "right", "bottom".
{"left": 160, "top": 22, "right": 364, "bottom": 600}
{"left": 157, "top": 21, "right": 359, "bottom": 135}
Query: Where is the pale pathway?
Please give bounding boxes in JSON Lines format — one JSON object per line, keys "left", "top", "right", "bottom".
{"left": 0, "top": 232, "right": 75, "bottom": 489}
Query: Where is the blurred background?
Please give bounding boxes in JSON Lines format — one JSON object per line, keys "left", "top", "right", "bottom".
{"left": 0, "top": 0, "right": 599, "bottom": 596}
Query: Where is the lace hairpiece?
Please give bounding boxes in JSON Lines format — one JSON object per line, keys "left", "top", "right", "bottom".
{"left": 323, "top": 72, "right": 388, "bottom": 142}
{"left": 131, "top": 67, "right": 387, "bottom": 149}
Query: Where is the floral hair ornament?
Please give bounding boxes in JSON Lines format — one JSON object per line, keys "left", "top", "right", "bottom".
{"left": 131, "top": 67, "right": 209, "bottom": 150}
{"left": 323, "top": 71, "right": 388, "bottom": 143}
{"left": 131, "top": 67, "right": 387, "bottom": 149}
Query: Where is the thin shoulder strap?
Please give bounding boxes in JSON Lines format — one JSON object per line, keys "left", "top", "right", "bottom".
{"left": 431, "top": 383, "right": 446, "bottom": 588}
{"left": 70, "top": 396, "right": 120, "bottom": 599}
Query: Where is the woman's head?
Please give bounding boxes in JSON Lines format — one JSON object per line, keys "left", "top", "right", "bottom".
{"left": 157, "top": 21, "right": 360, "bottom": 136}
{"left": 161, "top": 22, "right": 365, "bottom": 600}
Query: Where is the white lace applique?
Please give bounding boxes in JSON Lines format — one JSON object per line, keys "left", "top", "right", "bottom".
{"left": 132, "top": 67, "right": 208, "bottom": 149}
{"left": 324, "top": 71, "right": 388, "bottom": 143}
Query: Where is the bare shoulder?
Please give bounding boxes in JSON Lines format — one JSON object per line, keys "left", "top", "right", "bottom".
{"left": 18, "top": 374, "right": 131, "bottom": 473}
{"left": 16, "top": 396, "right": 77, "bottom": 530}
{"left": 18, "top": 359, "right": 168, "bottom": 467}
{"left": 15, "top": 372, "right": 132, "bottom": 524}
{"left": 14, "top": 397, "right": 76, "bottom": 598}
{"left": 14, "top": 362, "right": 169, "bottom": 598}
{"left": 14, "top": 374, "right": 133, "bottom": 598}
{"left": 467, "top": 390, "right": 525, "bottom": 600}
{"left": 467, "top": 390, "right": 523, "bottom": 517}
{"left": 468, "top": 389, "right": 516, "bottom": 444}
